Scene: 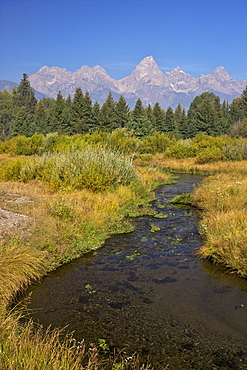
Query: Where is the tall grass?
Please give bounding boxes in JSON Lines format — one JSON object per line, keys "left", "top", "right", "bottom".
{"left": 0, "top": 147, "right": 139, "bottom": 192}
{"left": 193, "top": 174, "right": 247, "bottom": 276}
{"left": 141, "top": 154, "right": 247, "bottom": 175}
{"left": 0, "top": 312, "right": 153, "bottom": 370}
{"left": 0, "top": 238, "right": 46, "bottom": 311}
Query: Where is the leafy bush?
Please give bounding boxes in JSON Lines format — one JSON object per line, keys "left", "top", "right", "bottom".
{"left": 139, "top": 132, "right": 172, "bottom": 154}
{"left": 223, "top": 140, "right": 247, "bottom": 161}
{"left": 192, "top": 133, "right": 232, "bottom": 149}
{"left": 0, "top": 157, "right": 29, "bottom": 181}
{"left": 0, "top": 134, "right": 44, "bottom": 155}
{"left": 20, "top": 147, "right": 140, "bottom": 191}
{"left": 38, "top": 132, "right": 59, "bottom": 153}
{"left": 165, "top": 140, "right": 197, "bottom": 158}
{"left": 104, "top": 128, "right": 139, "bottom": 154}
{"left": 196, "top": 146, "right": 226, "bottom": 164}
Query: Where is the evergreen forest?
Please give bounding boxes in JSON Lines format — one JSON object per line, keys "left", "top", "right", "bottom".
{"left": 1, "top": 73, "right": 247, "bottom": 140}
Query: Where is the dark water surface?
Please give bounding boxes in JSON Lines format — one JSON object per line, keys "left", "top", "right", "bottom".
{"left": 24, "top": 174, "right": 247, "bottom": 369}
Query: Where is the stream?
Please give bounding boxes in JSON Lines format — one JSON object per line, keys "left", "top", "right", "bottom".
{"left": 23, "top": 174, "right": 247, "bottom": 369}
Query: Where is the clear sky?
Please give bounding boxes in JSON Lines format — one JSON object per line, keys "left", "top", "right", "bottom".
{"left": 0, "top": 0, "right": 247, "bottom": 83}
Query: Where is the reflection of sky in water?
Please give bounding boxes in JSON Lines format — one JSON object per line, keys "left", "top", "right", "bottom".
{"left": 24, "top": 174, "right": 247, "bottom": 369}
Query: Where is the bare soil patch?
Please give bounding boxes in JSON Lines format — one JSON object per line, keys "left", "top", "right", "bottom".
{"left": 0, "top": 193, "right": 34, "bottom": 241}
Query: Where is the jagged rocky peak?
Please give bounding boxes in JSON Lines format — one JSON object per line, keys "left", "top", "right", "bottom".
{"left": 210, "top": 66, "right": 232, "bottom": 79}
{"left": 164, "top": 66, "right": 193, "bottom": 78}
{"left": 134, "top": 55, "right": 163, "bottom": 78}
{"left": 118, "top": 56, "right": 164, "bottom": 93}
{"left": 171, "top": 66, "right": 185, "bottom": 73}
{"left": 164, "top": 66, "right": 197, "bottom": 89}
{"left": 36, "top": 65, "right": 71, "bottom": 75}
{"left": 76, "top": 64, "right": 107, "bottom": 75}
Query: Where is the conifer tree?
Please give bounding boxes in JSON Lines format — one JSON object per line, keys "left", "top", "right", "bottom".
{"left": 176, "top": 108, "right": 188, "bottom": 138}
{"left": 229, "top": 97, "right": 246, "bottom": 125}
{"left": 128, "top": 116, "right": 154, "bottom": 137}
{"left": 11, "top": 106, "right": 35, "bottom": 137}
{"left": 51, "top": 91, "right": 73, "bottom": 134}
{"left": 174, "top": 103, "right": 187, "bottom": 138}
{"left": 164, "top": 107, "right": 175, "bottom": 133}
{"left": 241, "top": 86, "right": 247, "bottom": 115}
{"left": 145, "top": 104, "right": 155, "bottom": 128}
{"left": 71, "top": 87, "right": 85, "bottom": 133}
{"left": 81, "top": 91, "right": 93, "bottom": 132}
{"left": 187, "top": 92, "right": 225, "bottom": 137}
{"left": 34, "top": 101, "right": 49, "bottom": 134}
{"left": 132, "top": 98, "right": 145, "bottom": 122}
{"left": 0, "top": 90, "right": 13, "bottom": 138}
{"left": 91, "top": 101, "right": 101, "bottom": 132}
{"left": 115, "top": 95, "right": 130, "bottom": 128}
{"left": 153, "top": 102, "right": 165, "bottom": 132}
{"left": 12, "top": 73, "right": 37, "bottom": 114}
{"left": 99, "top": 92, "right": 116, "bottom": 132}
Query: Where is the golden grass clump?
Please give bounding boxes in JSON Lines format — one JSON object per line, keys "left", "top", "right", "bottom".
{"left": 0, "top": 312, "right": 153, "bottom": 369}
{"left": 147, "top": 155, "right": 247, "bottom": 175}
{"left": 0, "top": 314, "right": 99, "bottom": 370}
{"left": 193, "top": 173, "right": 247, "bottom": 276}
{"left": 0, "top": 238, "right": 46, "bottom": 310}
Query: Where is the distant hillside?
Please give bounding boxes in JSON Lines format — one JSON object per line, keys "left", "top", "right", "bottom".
{"left": 0, "top": 80, "right": 49, "bottom": 101}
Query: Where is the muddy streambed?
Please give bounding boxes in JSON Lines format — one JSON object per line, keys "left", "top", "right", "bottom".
{"left": 23, "top": 174, "right": 247, "bottom": 369}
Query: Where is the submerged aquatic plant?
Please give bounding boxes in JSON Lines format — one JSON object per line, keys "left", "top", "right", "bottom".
{"left": 85, "top": 284, "right": 97, "bottom": 294}
{"left": 150, "top": 223, "right": 160, "bottom": 233}
{"left": 125, "top": 250, "right": 141, "bottom": 261}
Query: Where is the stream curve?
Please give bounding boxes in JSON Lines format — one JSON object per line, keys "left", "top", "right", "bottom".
{"left": 24, "top": 174, "right": 247, "bottom": 369}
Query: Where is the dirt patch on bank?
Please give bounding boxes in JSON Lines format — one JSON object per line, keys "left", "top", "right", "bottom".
{"left": 0, "top": 193, "right": 34, "bottom": 241}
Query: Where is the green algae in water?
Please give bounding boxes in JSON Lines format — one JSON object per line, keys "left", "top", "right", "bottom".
{"left": 126, "top": 250, "right": 141, "bottom": 260}
{"left": 150, "top": 223, "right": 160, "bottom": 232}
{"left": 154, "top": 212, "right": 168, "bottom": 219}
{"left": 85, "top": 284, "right": 97, "bottom": 294}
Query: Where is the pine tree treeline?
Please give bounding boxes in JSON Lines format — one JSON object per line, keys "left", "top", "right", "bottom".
{"left": 0, "top": 74, "right": 247, "bottom": 139}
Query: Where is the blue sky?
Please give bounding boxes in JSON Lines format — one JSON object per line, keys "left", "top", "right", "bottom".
{"left": 0, "top": 0, "right": 247, "bottom": 83}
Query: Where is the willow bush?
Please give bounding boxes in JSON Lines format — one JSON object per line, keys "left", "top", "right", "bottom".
{"left": 19, "top": 147, "right": 139, "bottom": 191}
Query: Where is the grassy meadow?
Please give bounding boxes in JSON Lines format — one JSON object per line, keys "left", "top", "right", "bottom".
{"left": 0, "top": 130, "right": 247, "bottom": 369}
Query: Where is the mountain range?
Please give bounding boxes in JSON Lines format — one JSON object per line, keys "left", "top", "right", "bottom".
{"left": 1, "top": 56, "right": 247, "bottom": 109}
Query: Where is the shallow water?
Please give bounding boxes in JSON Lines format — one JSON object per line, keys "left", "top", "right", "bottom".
{"left": 24, "top": 174, "right": 247, "bottom": 369}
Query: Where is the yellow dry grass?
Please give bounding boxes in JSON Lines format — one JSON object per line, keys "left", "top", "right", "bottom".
{"left": 149, "top": 155, "right": 247, "bottom": 174}
{"left": 0, "top": 313, "right": 101, "bottom": 370}
{"left": 193, "top": 173, "right": 247, "bottom": 276}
